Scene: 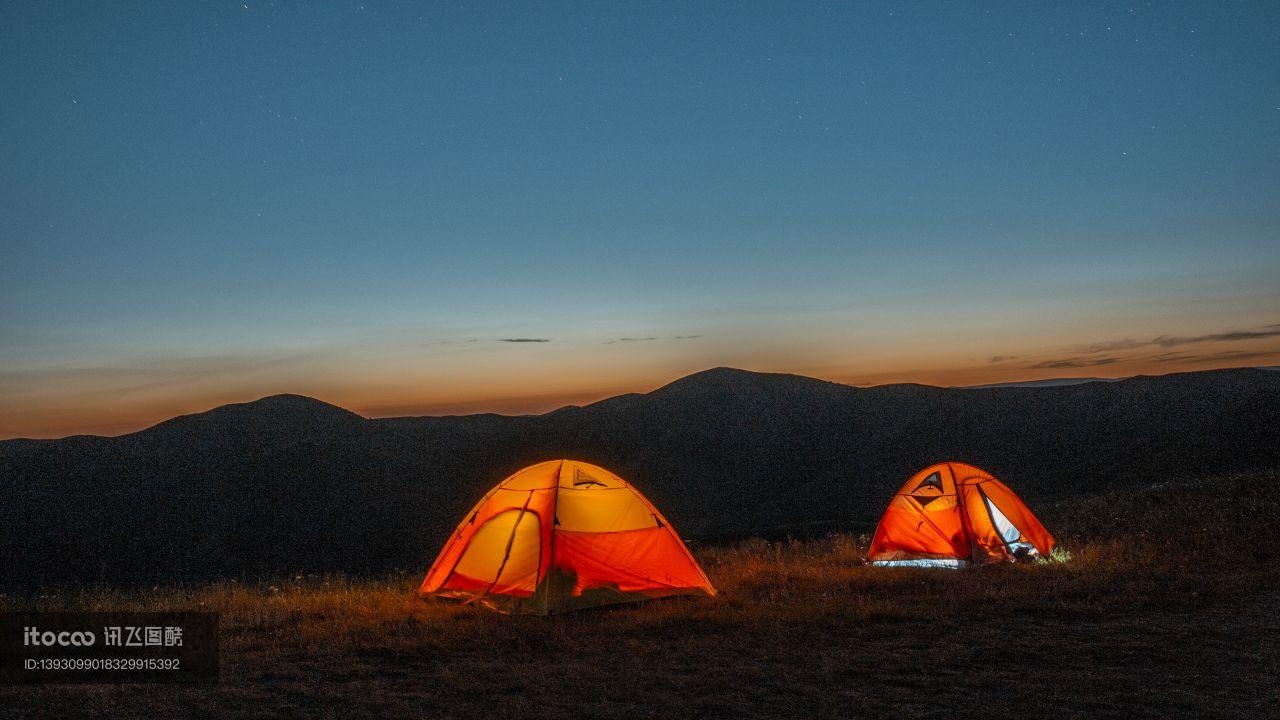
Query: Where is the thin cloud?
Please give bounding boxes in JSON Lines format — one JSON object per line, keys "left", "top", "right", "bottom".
{"left": 1149, "top": 352, "right": 1198, "bottom": 364}
{"left": 604, "top": 337, "right": 658, "bottom": 345}
{"left": 1081, "top": 339, "right": 1146, "bottom": 353}
{"left": 0, "top": 352, "right": 312, "bottom": 401}
{"left": 989, "top": 355, "right": 1019, "bottom": 363}
{"left": 498, "top": 338, "right": 551, "bottom": 343}
{"left": 1151, "top": 329, "right": 1280, "bottom": 347}
{"left": 1029, "top": 356, "right": 1121, "bottom": 369}
{"left": 1177, "top": 348, "right": 1280, "bottom": 361}
{"left": 1079, "top": 323, "right": 1280, "bottom": 353}
{"left": 603, "top": 334, "right": 705, "bottom": 345}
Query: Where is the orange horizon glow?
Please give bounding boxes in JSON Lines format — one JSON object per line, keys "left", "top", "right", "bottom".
{"left": 3, "top": 345, "right": 1275, "bottom": 441}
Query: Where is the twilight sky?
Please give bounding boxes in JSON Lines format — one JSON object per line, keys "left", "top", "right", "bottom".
{"left": 2, "top": 2, "right": 1278, "bottom": 438}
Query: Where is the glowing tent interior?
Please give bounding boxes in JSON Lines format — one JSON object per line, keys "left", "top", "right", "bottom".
{"left": 868, "top": 462, "right": 1055, "bottom": 568}
{"left": 419, "top": 460, "right": 716, "bottom": 614}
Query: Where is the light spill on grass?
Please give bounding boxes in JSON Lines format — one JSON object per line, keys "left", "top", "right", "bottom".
{"left": 3, "top": 471, "right": 1274, "bottom": 632}
{"left": 1, "top": 472, "right": 1277, "bottom": 719}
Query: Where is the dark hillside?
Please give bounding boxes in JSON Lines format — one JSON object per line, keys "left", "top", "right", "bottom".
{"left": 1, "top": 367, "right": 1278, "bottom": 586}
{"left": 3, "top": 471, "right": 1277, "bottom": 719}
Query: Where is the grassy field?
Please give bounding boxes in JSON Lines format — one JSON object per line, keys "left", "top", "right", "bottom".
{"left": 3, "top": 473, "right": 1278, "bottom": 719}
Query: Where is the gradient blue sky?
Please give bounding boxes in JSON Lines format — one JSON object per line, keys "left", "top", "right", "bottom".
{"left": 2, "top": 2, "right": 1278, "bottom": 437}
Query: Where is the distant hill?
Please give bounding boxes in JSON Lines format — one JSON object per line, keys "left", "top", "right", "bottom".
{"left": 2, "top": 366, "right": 1278, "bottom": 587}
{"left": 956, "top": 377, "right": 1121, "bottom": 389}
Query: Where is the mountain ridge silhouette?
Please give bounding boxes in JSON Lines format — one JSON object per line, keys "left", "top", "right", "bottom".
{"left": 2, "top": 366, "right": 1277, "bottom": 587}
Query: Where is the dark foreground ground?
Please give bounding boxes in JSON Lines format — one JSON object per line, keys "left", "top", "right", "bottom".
{"left": 3, "top": 473, "right": 1277, "bottom": 719}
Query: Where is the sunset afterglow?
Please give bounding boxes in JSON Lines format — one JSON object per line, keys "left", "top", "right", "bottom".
{"left": 2, "top": 3, "right": 1277, "bottom": 438}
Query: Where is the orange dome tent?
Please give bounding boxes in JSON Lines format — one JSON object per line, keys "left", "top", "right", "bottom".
{"left": 419, "top": 460, "right": 715, "bottom": 614}
{"left": 868, "top": 462, "right": 1055, "bottom": 568}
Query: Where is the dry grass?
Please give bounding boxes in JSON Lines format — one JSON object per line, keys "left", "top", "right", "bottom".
{"left": 3, "top": 473, "right": 1278, "bottom": 719}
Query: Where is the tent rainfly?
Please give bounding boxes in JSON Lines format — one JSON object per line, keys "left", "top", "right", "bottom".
{"left": 419, "top": 460, "right": 715, "bottom": 614}
{"left": 868, "top": 462, "right": 1055, "bottom": 568}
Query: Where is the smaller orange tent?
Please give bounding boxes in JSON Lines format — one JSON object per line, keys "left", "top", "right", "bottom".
{"left": 420, "top": 460, "right": 715, "bottom": 614}
{"left": 868, "top": 462, "right": 1055, "bottom": 568}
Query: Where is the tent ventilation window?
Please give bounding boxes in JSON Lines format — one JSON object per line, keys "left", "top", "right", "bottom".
{"left": 573, "top": 468, "right": 606, "bottom": 487}
{"left": 913, "top": 471, "right": 943, "bottom": 493}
